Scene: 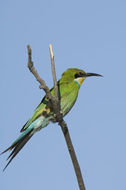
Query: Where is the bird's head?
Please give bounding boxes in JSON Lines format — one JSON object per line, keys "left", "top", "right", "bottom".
{"left": 60, "top": 68, "right": 102, "bottom": 87}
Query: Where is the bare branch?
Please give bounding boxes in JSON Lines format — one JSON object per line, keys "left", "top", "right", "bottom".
{"left": 48, "top": 45, "right": 86, "bottom": 190}
{"left": 49, "top": 44, "right": 62, "bottom": 121}
{"left": 27, "top": 44, "right": 86, "bottom": 190}
{"left": 59, "top": 120, "right": 86, "bottom": 190}
{"left": 49, "top": 44, "right": 58, "bottom": 99}
{"left": 27, "top": 45, "right": 52, "bottom": 101}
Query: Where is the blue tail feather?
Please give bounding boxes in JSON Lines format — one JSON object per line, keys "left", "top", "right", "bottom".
{"left": 1, "top": 127, "right": 34, "bottom": 171}
{"left": 1, "top": 116, "right": 50, "bottom": 171}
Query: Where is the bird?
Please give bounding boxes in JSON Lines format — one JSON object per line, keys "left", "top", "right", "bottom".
{"left": 1, "top": 68, "right": 102, "bottom": 171}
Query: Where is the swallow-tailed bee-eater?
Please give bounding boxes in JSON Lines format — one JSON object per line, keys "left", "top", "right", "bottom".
{"left": 1, "top": 68, "right": 102, "bottom": 171}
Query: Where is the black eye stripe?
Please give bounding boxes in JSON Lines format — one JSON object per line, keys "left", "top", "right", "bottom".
{"left": 74, "top": 74, "right": 80, "bottom": 78}
{"left": 74, "top": 72, "right": 84, "bottom": 78}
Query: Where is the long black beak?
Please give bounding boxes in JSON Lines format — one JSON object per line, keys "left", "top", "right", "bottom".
{"left": 85, "top": 73, "right": 103, "bottom": 77}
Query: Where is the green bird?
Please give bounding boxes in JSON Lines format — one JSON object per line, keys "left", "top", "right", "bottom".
{"left": 1, "top": 68, "right": 102, "bottom": 171}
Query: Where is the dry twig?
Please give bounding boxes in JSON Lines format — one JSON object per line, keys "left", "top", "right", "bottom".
{"left": 27, "top": 44, "right": 86, "bottom": 190}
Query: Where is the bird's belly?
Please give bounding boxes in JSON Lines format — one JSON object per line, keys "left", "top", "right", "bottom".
{"left": 33, "top": 116, "right": 50, "bottom": 131}
{"left": 60, "top": 97, "right": 77, "bottom": 117}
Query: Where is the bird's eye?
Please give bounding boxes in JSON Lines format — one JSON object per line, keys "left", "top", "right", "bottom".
{"left": 74, "top": 73, "right": 80, "bottom": 78}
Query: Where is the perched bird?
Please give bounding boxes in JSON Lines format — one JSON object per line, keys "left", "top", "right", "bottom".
{"left": 1, "top": 68, "right": 102, "bottom": 171}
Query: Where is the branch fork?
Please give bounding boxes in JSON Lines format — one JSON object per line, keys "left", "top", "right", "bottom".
{"left": 27, "top": 44, "right": 86, "bottom": 190}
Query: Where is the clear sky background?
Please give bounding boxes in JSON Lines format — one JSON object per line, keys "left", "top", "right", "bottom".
{"left": 0, "top": 0, "right": 126, "bottom": 190}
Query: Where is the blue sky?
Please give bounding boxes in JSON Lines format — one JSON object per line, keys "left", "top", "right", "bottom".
{"left": 0, "top": 0, "right": 126, "bottom": 189}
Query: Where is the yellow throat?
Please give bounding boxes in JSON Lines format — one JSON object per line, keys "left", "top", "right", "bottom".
{"left": 74, "top": 77, "right": 85, "bottom": 87}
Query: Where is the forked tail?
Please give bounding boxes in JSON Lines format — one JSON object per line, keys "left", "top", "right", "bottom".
{"left": 1, "top": 127, "right": 34, "bottom": 171}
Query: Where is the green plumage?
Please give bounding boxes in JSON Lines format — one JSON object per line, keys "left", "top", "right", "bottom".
{"left": 1, "top": 68, "right": 102, "bottom": 171}
{"left": 21, "top": 68, "right": 82, "bottom": 131}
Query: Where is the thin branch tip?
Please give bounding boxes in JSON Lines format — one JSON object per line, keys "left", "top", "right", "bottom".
{"left": 49, "top": 44, "right": 54, "bottom": 59}
{"left": 27, "top": 44, "right": 33, "bottom": 68}
{"left": 27, "top": 45, "right": 31, "bottom": 53}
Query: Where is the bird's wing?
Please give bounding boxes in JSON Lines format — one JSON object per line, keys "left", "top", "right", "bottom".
{"left": 20, "top": 97, "right": 49, "bottom": 132}
{"left": 20, "top": 85, "right": 56, "bottom": 133}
